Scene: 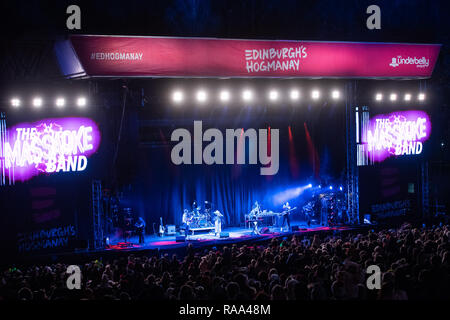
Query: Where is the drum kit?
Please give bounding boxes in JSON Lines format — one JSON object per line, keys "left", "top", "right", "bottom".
{"left": 185, "top": 201, "right": 215, "bottom": 228}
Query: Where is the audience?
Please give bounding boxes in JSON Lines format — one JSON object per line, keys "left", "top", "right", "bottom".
{"left": 1, "top": 223, "right": 448, "bottom": 300}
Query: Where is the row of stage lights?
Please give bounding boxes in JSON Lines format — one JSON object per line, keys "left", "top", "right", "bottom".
{"left": 304, "top": 183, "right": 344, "bottom": 191}
{"left": 318, "top": 185, "right": 344, "bottom": 191}
{"left": 375, "top": 92, "right": 426, "bottom": 102}
{"left": 9, "top": 96, "right": 88, "bottom": 109}
{"left": 171, "top": 88, "right": 341, "bottom": 104}
{"left": 171, "top": 89, "right": 427, "bottom": 104}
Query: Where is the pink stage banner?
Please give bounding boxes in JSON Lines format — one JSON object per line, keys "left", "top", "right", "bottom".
{"left": 57, "top": 35, "right": 441, "bottom": 79}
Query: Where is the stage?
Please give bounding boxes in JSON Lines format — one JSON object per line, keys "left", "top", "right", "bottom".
{"left": 105, "top": 223, "right": 358, "bottom": 253}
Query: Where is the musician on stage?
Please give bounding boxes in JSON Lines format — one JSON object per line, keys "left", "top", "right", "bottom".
{"left": 182, "top": 209, "right": 191, "bottom": 236}
{"left": 253, "top": 201, "right": 261, "bottom": 213}
{"left": 249, "top": 201, "right": 261, "bottom": 235}
{"left": 192, "top": 200, "right": 200, "bottom": 214}
{"left": 135, "top": 217, "right": 146, "bottom": 244}
{"left": 282, "top": 201, "right": 291, "bottom": 232}
{"left": 213, "top": 210, "right": 223, "bottom": 236}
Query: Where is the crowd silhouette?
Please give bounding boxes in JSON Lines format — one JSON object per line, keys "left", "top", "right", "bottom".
{"left": 1, "top": 223, "right": 449, "bottom": 300}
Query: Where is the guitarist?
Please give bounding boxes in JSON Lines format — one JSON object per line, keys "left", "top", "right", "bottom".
{"left": 158, "top": 217, "right": 165, "bottom": 237}
{"left": 135, "top": 217, "right": 146, "bottom": 244}
{"left": 282, "top": 202, "right": 292, "bottom": 232}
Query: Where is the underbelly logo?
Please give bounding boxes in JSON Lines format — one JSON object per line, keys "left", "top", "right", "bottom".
{"left": 389, "top": 56, "right": 429, "bottom": 68}
{"left": 170, "top": 121, "right": 279, "bottom": 175}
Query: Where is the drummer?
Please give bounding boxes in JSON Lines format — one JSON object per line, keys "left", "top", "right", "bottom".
{"left": 192, "top": 200, "right": 200, "bottom": 214}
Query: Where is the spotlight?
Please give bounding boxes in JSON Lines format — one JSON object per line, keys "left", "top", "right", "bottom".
{"left": 339, "top": 186, "right": 343, "bottom": 191}
{"left": 55, "top": 97, "right": 65, "bottom": 108}
{"left": 76, "top": 97, "right": 87, "bottom": 107}
{"left": 219, "top": 90, "right": 230, "bottom": 102}
{"left": 242, "top": 89, "right": 253, "bottom": 102}
{"left": 32, "top": 97, "right": 43, "bottom": 108}
{"left": 196, "top": 90, "right": 207, "bottom": 103}
{"left": 11, "top": 98, "right": 20, "bottom": 108}
{"left": 268, "top": 90, "right": 279, "bottom": 101}
{"left": 389, "top": 93, "right": 397, "bottom": 101}
{"left": 418, "top": 93, "right": 426, "bottom": 101}
{"left": 311, "top": 90, "right": 320, "bottom": 100}
{"left": 290, "top": 89, "right": 300, "bottom": 101}
{"left": 307, "top": 183, "right": 312, "bottom": 188}
{"left": 329, "top": 186, "right": 333, "bottom": 190}
{"left": 172, "top": 91, "right": 183, "bottom": 103}
{"left": 375, "top": 93, "right": 383, "bottom": 101}
{"left": 318, "top": 185, "right": 322, "bottom": 188}
{"left": 331, "top": 90, "right": 340, "bottom": 100}
{"left": 404, "top": 93, "right": 411, "bottom": 101}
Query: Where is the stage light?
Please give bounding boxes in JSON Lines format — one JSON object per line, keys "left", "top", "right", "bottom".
{"left": 389, "top": 93, "right": 397, "bottom": 101}
{"left": 318, "top": 185, "right": 322, "bottom": 188}
{"left": 76, "top": 97, "right": 87, "bottom": 107}
{"left": 404, "top": 93, "right": 411, "bottom": 101}
{"left": 311, "top": 90, "right": 320, "bottom": 100}
{"left": 375, "top": 93, "right": 383, "bottom": 101}
{"left": 11, "top": 98, "right": 20, "bottom": 108}
{"left": 268, "top": 90, "right": 279, "bottom": 101}
{"left": 329, "top": 186, "right": 333, "bottom": 190}
{"left": 290, "top": 89, "right": 300, "bottom": 101}
{"left": 196, "top": 90, "right": 207, "bottom": 103}
{"left": 242, "top": 89, "right": 253, "bottom": 102}
{"left": 339, "top": 186, "right": 343, "bottom": 191}
{"left": 418, "top": 93, "right": 426, "bottom": 101}
{"left": 307, "top": 183, "right": 312, "bottom": 188}
{"left": 272, "top": 183, "right": 313, "bottom": 205}
{"left": 331, "top": 90, "right": 340, "bottom": 100}
{"left": 172, "top": 91, "right": 184, "bottom": 103}
{"left": 219, "top": 90, "right": 230, "bottom": 102}
{"left": 55, "top": 97, "right": 65, "bottom": 108}
{"left": 32, "top": 97, "right": 42, "bottom": 108}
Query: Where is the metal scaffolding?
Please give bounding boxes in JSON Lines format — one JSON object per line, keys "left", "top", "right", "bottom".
{"left": 345, "top": 81, "right": 360, "bottom": 224}
{"left": 421, "top": 161, "right": 430, "bottom": 219}
{"left": 91, "top": 179, "right": 104, "bottom": 249}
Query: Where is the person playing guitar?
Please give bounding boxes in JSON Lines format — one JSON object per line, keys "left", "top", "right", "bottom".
{"left": 182, "top": 209, "right": 191, "bottom": 236}
{"left": 158, "top": 217, "right": 165, "bottom": 237}
{"left": 281, "top": 202, "right": 295, "bottom": 232}
{"left": 135, "top": 217, "right": 146, "bottom": 244}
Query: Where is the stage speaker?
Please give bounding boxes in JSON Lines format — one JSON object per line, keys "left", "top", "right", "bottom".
{"left": 166, "top": 225, "right": 176, "bottom": 235}
{"left": 219, "top": 232, "right": 229, "bottom": 238}
{"left": 176, "top": 236, "right": 186, "bottom": 242}
{"left": 291, "top": 226, "right": 300, "bottom": 232}
{"left": 260, "top": 227, "right": 270, "bottom": 234}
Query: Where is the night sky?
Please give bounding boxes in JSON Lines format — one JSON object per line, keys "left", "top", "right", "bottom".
{"left": 0, "top": 0, "right": 449, "bottom": 81}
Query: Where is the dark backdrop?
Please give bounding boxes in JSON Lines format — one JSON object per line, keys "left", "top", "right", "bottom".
{"left": 115, "top": 93, "right": 347, "bottom": 228}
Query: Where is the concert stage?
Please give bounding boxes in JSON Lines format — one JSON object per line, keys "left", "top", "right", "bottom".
{"left": 105, "top": 223, "right": 357, "bottom": 254}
